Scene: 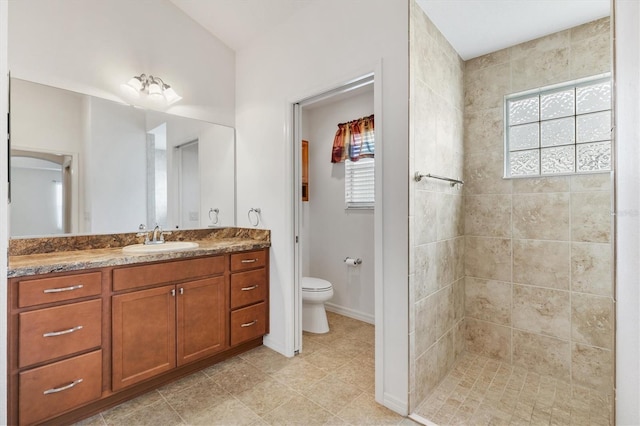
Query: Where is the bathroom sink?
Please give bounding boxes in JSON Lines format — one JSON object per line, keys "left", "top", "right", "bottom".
{"left": 122, "top": 241, "right": 199, "bottom": 254}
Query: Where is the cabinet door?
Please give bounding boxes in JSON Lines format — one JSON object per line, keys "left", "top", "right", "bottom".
{"left": 177, "top": 277, "right": 227, "bottom": 366}
{"left": 112, "top": 285, "right": 176, "bottom": 391}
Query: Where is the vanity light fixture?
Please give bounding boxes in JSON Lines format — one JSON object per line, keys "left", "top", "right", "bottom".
{"left": 121, "top": 74, "right": 182, "bottom": 105}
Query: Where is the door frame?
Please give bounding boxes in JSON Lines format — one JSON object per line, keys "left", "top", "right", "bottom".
{"left": 290, "top": 67, "right": 385, "bottom": 405}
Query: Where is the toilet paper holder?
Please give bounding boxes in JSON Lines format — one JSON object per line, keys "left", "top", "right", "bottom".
{"left": 344, "top": 257, "right": 362, "bottom": 265}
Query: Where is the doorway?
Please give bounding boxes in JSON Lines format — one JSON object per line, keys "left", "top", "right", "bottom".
{"left": 292, "top": 73, "right": 376, "bottom": 353}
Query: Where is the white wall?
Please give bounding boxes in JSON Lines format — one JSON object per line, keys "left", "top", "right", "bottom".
{"left": 8, "top": 0, "right": 235, "bottom": 126}
{"left": 235, "top": 0, "right": 409, "bottom": 414}
{"left": 10, "top": 164, "right": 63, "bottom": 235}
{"left": 614, "top": 1, "right": 640, "bottom": 424}
{"left": 303, "top": 90, "right": 375, "bottom": 322}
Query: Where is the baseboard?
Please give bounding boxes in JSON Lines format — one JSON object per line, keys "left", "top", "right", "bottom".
{"left": 408, "top": 413, "right": 438, "bottom": 426}
{"left": 382, "top": 392, "right": 408, "bottom": 416}
{"left": 325, "top": 302, "right": 374, "bottom": 324}
{"left": 262, "top": 336, "right": 293, "bottom": 357}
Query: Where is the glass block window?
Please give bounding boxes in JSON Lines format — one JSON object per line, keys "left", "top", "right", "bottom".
{"left": 505, "top": 75, "right": 612, "bottom": 178}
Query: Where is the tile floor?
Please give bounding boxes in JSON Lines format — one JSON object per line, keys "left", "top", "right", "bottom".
{"left": 75, "top": 312, "right": 417, "bottom": 426}
{"left": 413, "top": 352, "right": 613, "bottom": 426}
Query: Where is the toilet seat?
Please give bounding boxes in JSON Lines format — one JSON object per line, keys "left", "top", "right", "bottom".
{"left": 302, "top": 277, "right": 332, "bottom": 292}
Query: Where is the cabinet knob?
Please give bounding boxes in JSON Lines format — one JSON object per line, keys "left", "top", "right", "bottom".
{"left": 43, "top": 379, "right": 83, "bottom": 395}
{"left": 240, "top": 285, "right": 259, "bottom": 291}
{"left": 240, "top": 320, "right": 258, "bottom": 328}
{"left": 43, "top": 325, "right": 83, "bottom": 338}
{"left": 43, "top": 284, "right": 84, "bottom": 294}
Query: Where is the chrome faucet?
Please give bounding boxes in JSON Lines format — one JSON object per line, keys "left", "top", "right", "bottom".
{"left": 137, "top": 223, "right": 171, "bottom": 245}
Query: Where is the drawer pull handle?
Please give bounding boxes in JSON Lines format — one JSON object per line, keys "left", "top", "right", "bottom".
{"left": 43, "top": 284, "right": 84, "bottom": 294}
{"left": 43, "top": 379, "right": 83, "bottom": 395}
{"left": 241, "top": 258, "right": 259, "bottom": 264}
{"left": 241, "top": 285, "right": 259, "bottom": 291}
{"left": 240, "top": 320, "right": 258, "bottom": 328}
{"left": 43, "top": 325, "right": 83, "bottom": 338}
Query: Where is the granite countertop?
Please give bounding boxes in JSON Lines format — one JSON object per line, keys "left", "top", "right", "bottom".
{"left": 8, "top": 228, "right": 270, "bottom": 278}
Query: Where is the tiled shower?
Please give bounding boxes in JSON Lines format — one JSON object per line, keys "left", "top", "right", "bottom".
{"left": 409, "top": 1, "right": 614, "bottom": 423}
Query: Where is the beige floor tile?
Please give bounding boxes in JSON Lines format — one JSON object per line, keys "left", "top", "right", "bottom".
{"left": 331, "top": 359, "right": 375, "bottom": 392}
{"left": 261, "top": 394, "right": 334, "bottom": 425}
{"left": 73, "top": 413, "right": 106, "bottom": 426}
{"left": 157, "top": 371, "right": 210, "bottom": 398}
{"left": 187, "top": 398, "right": 261, "bottom": 425}
{"left": 101, "top": 390, "right": 165, "bottom": 424}
{"left": 105, "top": 400, "right": 184, "bottom": 426}
{"left": 239, "top": 345, "right": 293, "bottom": 374}
{"left": 302, "top": 346, "right": 353, "bottom": 372}
{"left": 272, "top": 357, "right": 328, "bottom": 391}
{"left": 207, "top": 358, "right": 270, "bottom": 395}
{"left": 301, "top": 374, "right": 364, "bottom": 414}
{"left": 163, "top": 379, "right": 232, "bottom": 423}
{"left": 234, "top": 377, "right": 294, "bottom": 416}
{"left": 336, "top": 393, "right": 404, "bottom": 425}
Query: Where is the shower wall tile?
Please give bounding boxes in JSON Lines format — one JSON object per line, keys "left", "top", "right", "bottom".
{"left": 464, "top": 151, "right": 513, "bottom": 195}
{"left": 463, "top": 107, "right": 503, "bottom": 156}
{"left": 512, "top": 193, "right": 570, "bottom": 240}
{"left": 512, "top": 176, "right": 570, "bottom": 194}
{"left": 464, "top": 63, "right": 511, "bottom": 112}
{"left": 462, "top": 17, "right": 613, "bottom": 402}
{"left": 512, "top": 330, "right": 570, "bottom": 381}
{"left": 465, "top": 318, "right": 511, "bottom": 362}
{"left": 465, "top": 237, "right": 511, "bottom": 281}
{"left": 436, "top": 239, "right": 456, "bottom": 288}
{"left": 415, "top": 191, "right": 438, "bottom": 245}
{"left": 453, "top": 278, "right": 465, "bottom": 324}
{"left": 465, "top": 47, "right": 511, "bottom": 74}
{"left": 571, "top": 191, "right": 612, "bottom": 243}
{"left": 512, "top": 285, "right": 570, "bottom": 339}
{"left": 416, "top": 294, "right": 438, "bottom": 356}
{"left": 415, "top": 345, "right": 439, "bottom": 405}
{"left": 509, "top": 30, "right": 569, "bottom": 60}
{"left": 570, "top": 17, "right": 610, "bottom": 43}
{"left": 570, "top": 173, "right": 611, "bottom": 192}
{"left": 571, "top": 344, "right": 613, "bottom": 392}
{"left": 512, "top": 240, "right": 570, "bottom": 290}
{"left": 571, "top": 293, "right": 614, "bottom": 349}
{"left": 436, "top": 286, "right": 455, "bottom": 339}
{"left": 410, "top": 2, "right": 465, "bottom": 409}
{"left": 436, "top": 331, "right": 455, "bottom": 382}
{"left": 465, "top": 277, "right": 511, "bottom": 325}
{"left": 571, "top": 242, "right": 612, "bottom": 297}
{"left": 437, "top": 193, "right": 464, "bottom": 240}
{"left": 511, "top": 48, "right": 570, "bottom": 92}
{"left": 415, "top": 242, "right": 438, "bottom": 300}
{"left": 570, "top": 33, "right": 611, "bottom": 79}
{"left": 464, "top": 194, "right": 511, "bottom": 237}
{"left": 453, "top": 319, "right": 466, "bottom": 358}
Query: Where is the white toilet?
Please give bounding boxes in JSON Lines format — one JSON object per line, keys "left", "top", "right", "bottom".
{"left": 302, "top": 277, "right": 334, "bottom": 334}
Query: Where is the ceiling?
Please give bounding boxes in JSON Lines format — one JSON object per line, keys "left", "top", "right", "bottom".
{"left": 170, "top": 0, "right": 610, "bottom": 60}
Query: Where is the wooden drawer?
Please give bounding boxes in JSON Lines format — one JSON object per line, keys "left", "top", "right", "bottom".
{"left": 230, "top": 302, "right": 266, "bottom": 346}
{"left": 18, "top": 272, "right": 102, "bottom": 308}
{"left": 19, "top": 350, "right": 102, "bottom": 426}
{"left": 230, "top": 269, "right": 267, "bottom": 309}
{"left": 19, "top": 299, "right": 102, "bottom": 368}
{"left": 113, "top": 256, "right": 225, "bottom": 292}
{"left": 230, "top": 250, "right": 267, "bottom": 272}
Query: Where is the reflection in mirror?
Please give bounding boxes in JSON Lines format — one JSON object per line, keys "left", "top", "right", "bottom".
{"left": 10, "top": 78, "right": 236, "bottom": 237}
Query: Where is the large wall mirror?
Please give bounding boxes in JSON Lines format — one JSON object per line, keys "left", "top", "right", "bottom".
{"left": 10, "top": 78, "right": 236, "bottom": 237}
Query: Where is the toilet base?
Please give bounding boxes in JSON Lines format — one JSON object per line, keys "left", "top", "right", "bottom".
{"left": 302, "top": 302, "right": 329, "bottom": 334}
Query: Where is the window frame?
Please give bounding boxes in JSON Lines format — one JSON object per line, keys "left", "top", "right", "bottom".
{"left": 503, "top": 73, "right": 612, "bottom": 179}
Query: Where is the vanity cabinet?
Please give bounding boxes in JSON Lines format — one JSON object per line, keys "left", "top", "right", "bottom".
{"left": 111, "top": 275, "right": 227, "bottom": 391}
{"left": 9, "top": 271, "right": 105, "bottom": 425}
{"left": 230, "top": 250, "right": 269, "bottom": 346}
{"left": 8, "top": 247, "right": 269, "bottom": 425}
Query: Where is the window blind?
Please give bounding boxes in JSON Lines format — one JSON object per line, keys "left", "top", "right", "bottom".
{"left": 345, "top": 157, "right": 374, "bottom": 208}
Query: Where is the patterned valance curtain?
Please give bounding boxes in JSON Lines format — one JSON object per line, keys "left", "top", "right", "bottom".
{"left": 331, "top": 114, "right": 374, "bottom": 163}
